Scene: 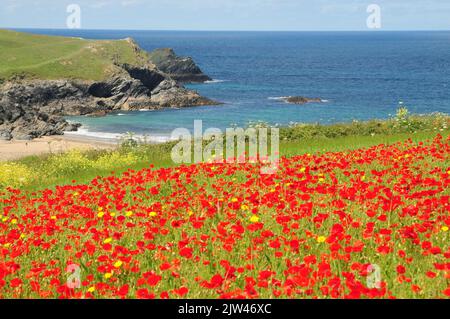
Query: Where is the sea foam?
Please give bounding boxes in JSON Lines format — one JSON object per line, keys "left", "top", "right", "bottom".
{"left": 204, "top": 79, "right": 228, "bottom": 84}
{"left": 65, "top": 127, "right": 174, "bottom": 144}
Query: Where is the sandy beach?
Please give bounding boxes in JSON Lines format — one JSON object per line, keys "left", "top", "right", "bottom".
{"left": 0, "top": 135, "right": 117, "bottom": 162}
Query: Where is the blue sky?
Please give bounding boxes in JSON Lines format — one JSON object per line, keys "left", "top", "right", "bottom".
{"left": 1, "top": 0, "right": 450, "bottom": 31}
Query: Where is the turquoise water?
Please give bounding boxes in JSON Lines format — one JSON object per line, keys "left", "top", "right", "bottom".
{"left": 23, "top": 30, "right": 450, "bottom": 140}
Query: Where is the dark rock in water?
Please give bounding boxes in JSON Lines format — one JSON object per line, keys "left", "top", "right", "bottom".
{"left": 149, "top": 79, "right": 219, "bottom": 108}
{"left": 281, "top": 96, "right": 323, "bottom": 104}
{"left": 148, "top": 48, "right": 212, "bottom": 83}
{"left": 65, "top": 123, "right": 82, "bottom": 132}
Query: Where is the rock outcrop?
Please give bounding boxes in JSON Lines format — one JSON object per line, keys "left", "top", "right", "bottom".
{"left": 148, "top": 48, "right": 212, "bottom": 83}
{"left": 0, "top": 49, "right": 218, "bottom": 141}
{"left": 149, "top": 79, "right": 215, "bottom": 108}
{"left": 0, "top": 83, "right": 82, "bottom": 141}
{"left": 280, "top": 96, "right": 323, "bottom": 105}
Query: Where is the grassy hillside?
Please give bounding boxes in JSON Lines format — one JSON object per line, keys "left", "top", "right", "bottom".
{"left": 0, "top": 29, "right": 151, "bottom": 81}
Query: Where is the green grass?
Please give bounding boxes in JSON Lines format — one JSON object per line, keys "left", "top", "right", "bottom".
{"left": 281, "top": 130, "right": 449, "bottom": 157}
{"left": 0, "top": 29, "right": 150, "bottom": 81}
{"left": 2, "top": 128, "right": 447, "bottom": 193}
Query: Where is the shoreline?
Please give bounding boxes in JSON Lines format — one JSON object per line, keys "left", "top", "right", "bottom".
{"left": 0, "top": 135, "right": 117, "bottom": 162}
{"left": 65, "top": 128, "right": 175, "bottom": 144}
{"left": 2, "top": 112, "right": 448, "bottom": 162}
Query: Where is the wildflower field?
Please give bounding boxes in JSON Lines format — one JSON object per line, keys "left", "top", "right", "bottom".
{"left": 0, "top": 133, "right": 449, "bottom": 299}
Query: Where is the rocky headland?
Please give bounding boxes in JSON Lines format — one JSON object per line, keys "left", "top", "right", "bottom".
{"left": 0, "top": 31, "right": 218, "bottom": 141}
{"left": 148, "top": 48, "right": 212, "bottom": 83}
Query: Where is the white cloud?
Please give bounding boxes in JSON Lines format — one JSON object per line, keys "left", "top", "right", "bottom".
{"left": 121, "top": 0, "right": 143, "bottom": 7}
{"left": 4, "top": 0, "right": 22, "bottom": 13}
{"left": 89, "top": 1, "right": 113, "bottom": 9}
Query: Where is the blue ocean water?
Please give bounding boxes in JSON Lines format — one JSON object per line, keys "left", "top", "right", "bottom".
{"left": 21, "top": 29, "right": 450, "bottom": 140}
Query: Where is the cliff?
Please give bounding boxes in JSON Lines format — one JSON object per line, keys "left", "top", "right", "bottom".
{"left": 148, "top": 48, "right": 212, "bottom": 83}
{"left": 0, "top": 30, "right": 218, "bottom": 140}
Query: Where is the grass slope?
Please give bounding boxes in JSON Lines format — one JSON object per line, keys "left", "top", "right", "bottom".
{"left": 0, "top": 29, "right": 150, "bottom": 81}
{"left": 2, "top": 129, "right": 448, "bottom": 192}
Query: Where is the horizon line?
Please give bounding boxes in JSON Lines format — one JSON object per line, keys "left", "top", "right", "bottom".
{"left": 3, "top": 27, "right": 450, "bottom": 33}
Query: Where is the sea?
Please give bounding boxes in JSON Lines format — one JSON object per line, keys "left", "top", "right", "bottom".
{"left": 19, "top": 29, "right": 450, "bottom": 142}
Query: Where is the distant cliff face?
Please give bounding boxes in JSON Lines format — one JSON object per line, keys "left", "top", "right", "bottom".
{"left": 0, "top": 31, "right": 218, "bottom": 141}
{"left": 148, "top": 48, "right": 212, "bottom": 83}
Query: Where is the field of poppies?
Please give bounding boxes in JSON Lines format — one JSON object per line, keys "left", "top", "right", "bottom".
{"left": 0, "top": 134, "right": 449, "bottom": 299}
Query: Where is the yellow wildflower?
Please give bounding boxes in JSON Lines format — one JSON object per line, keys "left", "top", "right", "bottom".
{"left": 87, "top": 286, "right": 96, "bottom": 293}
{"left": 442, "top": 226, "right": 449, "bottom": 232}
{"left": 317, "top": 236, "right": 327, "bottom": 243}
{"left": 104, "top": 272, "right": 113, "bottom": 279}
{"left": 250, "top": 215, "right": 260, "bottom": 223}
{"left": 125, "top": 211, "right": 133, "bottom": 217}
{"left": 149, "top": 211, "right": 157, "bottom": 217}
{"left": 104, "top": 238, "right": 113, "bottom": 244}
{"left": 114, "top": 261, "right": 123, "bottom": 268}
